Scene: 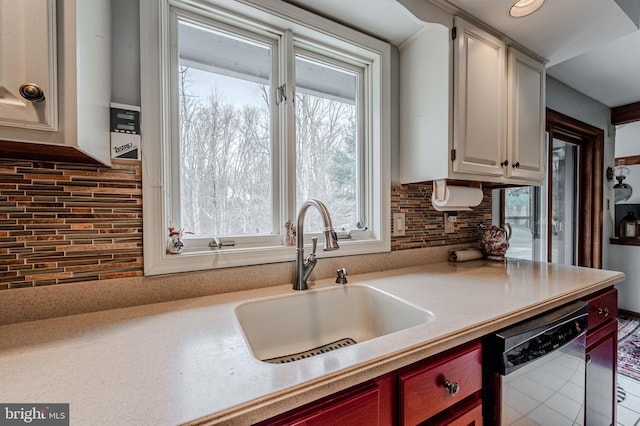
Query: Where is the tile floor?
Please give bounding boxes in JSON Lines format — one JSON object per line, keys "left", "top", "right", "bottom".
{"left": 618, "top": 374, "right": 640, "bottom": 426}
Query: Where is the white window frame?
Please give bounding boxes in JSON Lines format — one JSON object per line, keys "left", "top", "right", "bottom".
{"left": 140, "top": 0, "right": 391, "bottom": 275}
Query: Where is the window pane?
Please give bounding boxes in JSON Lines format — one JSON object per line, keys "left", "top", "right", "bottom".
{"left": 295, "top": 54, "right": 359, "bottom": 232}
{"left": 177, "top": 20, "right": 273, "bottom": 236}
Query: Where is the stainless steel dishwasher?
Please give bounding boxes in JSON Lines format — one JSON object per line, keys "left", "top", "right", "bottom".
{"left": 484, "top": 300, "right": 589, "bottom": 425}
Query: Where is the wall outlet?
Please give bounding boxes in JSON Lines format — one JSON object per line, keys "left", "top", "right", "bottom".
{"left": 444, "top": 212, "right": 457, "bottom": 234}
{"left": 393, "top": 212, "right": 406, "bottom": 237}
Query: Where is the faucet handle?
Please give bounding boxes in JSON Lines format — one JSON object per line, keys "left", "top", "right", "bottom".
{"left": 304, "top": 237, "right": 318, "bottom": 267}
{"left": 336, "top": 268, "right": 348, "bottom": 284}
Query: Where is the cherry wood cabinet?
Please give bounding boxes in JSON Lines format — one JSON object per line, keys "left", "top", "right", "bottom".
{"left": 583, "top": 288, "right": 618, "bottom": 426}
{"left": 258, "top": 341, "right": 482, "bottom": 426}
{"left": 256, "top": 376, "right": 394, "bottom": 426}
{"left": 398, "top": 341, "right": 482, "bottom": 425}
{"left": 426, "top": 398, "right": 483, "bottom": 426}
{"left": 585, "top": 287, "right": 618, "bottom": 331}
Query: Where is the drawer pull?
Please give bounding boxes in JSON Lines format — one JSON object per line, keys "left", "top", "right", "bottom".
{"left": 443, "top": 380, "right": 459, "bottom": 396}
{"left": 598, "top": 307, "right": 609, "bottom": 317}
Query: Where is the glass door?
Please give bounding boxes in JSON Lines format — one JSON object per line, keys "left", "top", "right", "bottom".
{"left": 499, "top": 134, "right": 579, "bottom": 265}
{"left": 550, "top": 140, "right": 579, "bottom": 265}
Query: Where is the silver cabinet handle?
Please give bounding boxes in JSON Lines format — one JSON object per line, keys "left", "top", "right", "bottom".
{"left": 19, "top": 83, "right": 45, "bottom": 102}
{"left": 598, "top": 307, "right": 609, "bottom": 317}
{"left": 443, "top": 379, "right": 459, "bottom": 396}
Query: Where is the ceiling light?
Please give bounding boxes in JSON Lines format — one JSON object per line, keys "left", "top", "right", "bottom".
{"left": 509, "top": 0, "right": 546, "bottom": 18}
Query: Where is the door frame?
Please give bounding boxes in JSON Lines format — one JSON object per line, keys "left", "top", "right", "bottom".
{"left": 546, "top": 108, "right": 604, "bottom": 268}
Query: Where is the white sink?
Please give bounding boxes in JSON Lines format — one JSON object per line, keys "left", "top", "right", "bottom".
{"left": 235, "top": 284, "right": 434, "bottom": 363}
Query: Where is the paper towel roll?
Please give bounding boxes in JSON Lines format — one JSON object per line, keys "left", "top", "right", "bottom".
{"left": 431, "top": 185, "right": 483, "bottom": 211}
{"left": 448, "top": 248, "right": 484, "bottom": 262}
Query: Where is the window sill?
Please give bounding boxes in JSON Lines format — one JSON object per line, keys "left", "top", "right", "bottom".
{"left": 146, "top": 239, "right": 390, "bottom": 276}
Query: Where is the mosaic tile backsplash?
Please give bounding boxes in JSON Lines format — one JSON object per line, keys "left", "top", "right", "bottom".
{"left": 0, "top": 159, "right": 143, "bottom": 289}
{"left": 391, "top": 182, "right": 492, "bottom": 250}
{"left": 0, "top": 157, "right": 491, "bottom": 289}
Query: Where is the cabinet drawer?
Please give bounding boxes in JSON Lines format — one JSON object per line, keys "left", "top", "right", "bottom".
{"left": 399, "top": 342, "right": 482, "bottom": 425}
{"left": 584, "top": 288, "right": 618, "bottom": 332}
{"left": 446, "top": 402, "right": 483, "bottom": 426}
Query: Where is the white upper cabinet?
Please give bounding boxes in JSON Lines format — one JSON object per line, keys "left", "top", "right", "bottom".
{"left": 506, "top": 47, "right": 546, "bottom": 181}
{"left": 399, "top": 16, "right": 545, "bottom": 186}
{"left": 452, "top": 17, "right": 506, "bottom": 178}
{"left": 0, "top": 0, "right": 111, "bottom": 165}
{"left": 0, "top": 0, "right": 57, "bottom": 131}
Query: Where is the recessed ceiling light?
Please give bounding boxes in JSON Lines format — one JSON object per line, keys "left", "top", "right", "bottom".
{"left": 509, "top": 0, "right": 546, "bottom": 18}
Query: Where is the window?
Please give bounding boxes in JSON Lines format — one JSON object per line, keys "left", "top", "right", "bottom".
{"left": 141, "top": 0, "right": 391, "bottom": 275}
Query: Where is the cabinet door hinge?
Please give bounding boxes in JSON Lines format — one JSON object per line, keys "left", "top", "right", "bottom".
{"left": 451, "top": 149, "right": 456, "bottom": 162}
{"left": 452, "top": 27, "right": 457, "bottom": 40}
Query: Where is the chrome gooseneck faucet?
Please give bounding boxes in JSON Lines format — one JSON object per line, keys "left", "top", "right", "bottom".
{"left": 294, "top": 199, "right": 340, "bottom": 291}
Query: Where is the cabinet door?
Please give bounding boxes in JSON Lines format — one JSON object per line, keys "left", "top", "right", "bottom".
{"left": 585, "top": 319, "right": 617, "bottom": 426}
{"left": 0, "top": 0, "right": 57, "bottom": 130}
{"left": 506, "top": 48, "right": 545, "bottom": 182}
{"left": 257, "top": 377, "right": 393, "bottom": 426}
{"left": 453, "top": 17, "right": 506, "bottom": 178}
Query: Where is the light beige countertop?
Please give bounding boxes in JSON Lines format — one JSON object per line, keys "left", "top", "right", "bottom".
{"left": 0, "top": 259, "right": 624, "bottom": 425}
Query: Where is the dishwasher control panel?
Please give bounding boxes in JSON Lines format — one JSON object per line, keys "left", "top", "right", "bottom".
{"left": 487, "top": 300, "right": 588, "bottom": 374}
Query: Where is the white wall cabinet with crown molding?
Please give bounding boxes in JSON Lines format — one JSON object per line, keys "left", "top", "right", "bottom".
{"left": 0, "top": 0, "right": 111, "bottom": 165}
{"left": 400, "top": 16, "right": 545, "bottom": 185}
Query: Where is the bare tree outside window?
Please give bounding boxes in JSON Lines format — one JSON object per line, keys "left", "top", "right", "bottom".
{"left": 176, "top": 21, "right": 360, "bottom": 239}
{"left": 295, "top": 92, "right": 357, "bottom": 231}
{"left": 178, "top": 66, "right": 272, "bottom": 236}
{"left": 295, "top": 55, "right": 358, "bottom": 232}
